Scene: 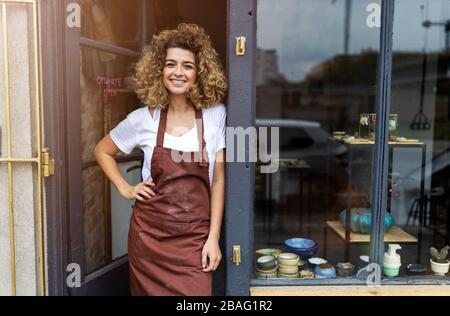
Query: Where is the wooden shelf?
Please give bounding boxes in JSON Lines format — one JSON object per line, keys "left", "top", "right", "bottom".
{"left": 341, "top": 138, "right": 423, "bottom": 146}
{"left": 326, "top": 221, "right": 418, "bottom": 243}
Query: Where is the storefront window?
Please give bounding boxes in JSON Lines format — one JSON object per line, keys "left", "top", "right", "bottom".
{"left": 254, "top": 0, "right": 382, "bottom": 281}
{"left": 386, "top": 0, "right": 450, "bottom": 278}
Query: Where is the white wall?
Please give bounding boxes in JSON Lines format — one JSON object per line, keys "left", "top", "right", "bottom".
{"left": 0, "top": 3, "right": 41, "bottom": 296}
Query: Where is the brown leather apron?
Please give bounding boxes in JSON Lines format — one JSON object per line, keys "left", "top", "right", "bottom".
{"left": 128, "top": 107, "right": 212, "bottom": 296}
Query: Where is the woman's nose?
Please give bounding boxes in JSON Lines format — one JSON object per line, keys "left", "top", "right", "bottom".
{"left": 175, "top": 65, "right": 183, "bottom": 76}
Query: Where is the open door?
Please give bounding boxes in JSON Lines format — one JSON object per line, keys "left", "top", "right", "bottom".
{"left": 57, "top": 0, "right": 227, "bottom": 295}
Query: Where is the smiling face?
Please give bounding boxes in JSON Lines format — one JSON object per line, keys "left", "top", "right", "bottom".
{"left": 163, "top": 47, "right": 197, "bottom": 97}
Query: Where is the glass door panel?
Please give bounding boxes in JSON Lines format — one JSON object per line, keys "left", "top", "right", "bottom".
{"left": 80, "top": 46, "right": 140, "bottom": 274}
{"left": 81, "top": 0, "right": 141, "bottom": 51}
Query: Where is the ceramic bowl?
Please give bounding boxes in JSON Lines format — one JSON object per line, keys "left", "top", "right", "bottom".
{"left": 336, "top": 262, "right": 355, "bottom": 277}
{"left": 284, "top": 238, "right": 319, "bottom": 259}
{"left": 406, "top": 264, "right": 427, "bottom": 276}
{"left": 430, "top": 259, "right": 450, "bottom": 276}
{"left": 277, "top": 253, "right": 300, "bottom": 266}
{"left": 308, "top": 257, "right": 327, "bottom": 268}
{"left": 278, "top": 272, "right": 299, "bottom": 278}
{"left": 256, "top": 272, "right": 277, "bottom": 279}
{"left": 278, "top": 264, "right": 299, "bottom": 275}
{"left": 256, "top": 248, "right": 282, "bottom": 259}
{"left": 257, "top": 255, "right": 277, "bottom": 270}
{"left": 256, "top": 266, "right": 277, "bottom": 274}
{"left": 358, "top": 255, "right": 370, "bottom": 269}
{"left": 255, "top": 265, "right": 277, "bottom": 279}
{"left": 299, "top": 269, "right": 315, "bottom": 279}
{"left": 315, "top": 263, "right": 336, "bottom": 278}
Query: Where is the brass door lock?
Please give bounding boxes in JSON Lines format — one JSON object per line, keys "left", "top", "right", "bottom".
{"left": 235, "top": 36, "right": 246, "bottom": 56}
{"left": 232, "top": 245, "right": 241, "bottom": 266}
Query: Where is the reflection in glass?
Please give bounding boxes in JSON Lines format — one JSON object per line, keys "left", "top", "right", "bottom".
{"left": 359, "top": 113, "right": 370, "bottom": 139}
{"left": 81, "top": 46, "right": 140, "bottom": 274}
{"left": 81, "top": 0, "right": 141, "bottom": 51}
{"left": 254, "top": 0, "right": 380, "bottom": 280}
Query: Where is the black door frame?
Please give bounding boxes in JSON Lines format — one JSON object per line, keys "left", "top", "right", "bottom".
{"left": 41, "top": 0, "right": 71, "bottom": 296}
{"left": 225, "top": 0, "right": 257, "bottom": 296}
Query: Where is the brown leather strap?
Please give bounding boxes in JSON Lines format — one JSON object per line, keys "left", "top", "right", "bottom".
{"left": 156, "top": 108, "right": 167, "bottom": 148}
{"left": 195, "top": 109, "right": 206, "bottom": 156}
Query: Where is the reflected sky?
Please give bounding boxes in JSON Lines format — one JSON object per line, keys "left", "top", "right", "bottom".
{"left": 257, "top": 0, "right": 450, "bottom": 81}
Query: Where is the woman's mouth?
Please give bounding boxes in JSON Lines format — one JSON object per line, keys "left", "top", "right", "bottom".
{"left": 170, "top": 79, "right": 186, "bottom": 87}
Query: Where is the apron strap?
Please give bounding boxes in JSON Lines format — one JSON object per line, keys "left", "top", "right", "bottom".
{"left": 156, "top": 108, "right": 168, "bottom": 148}
{"left": 195, "top": 109, "right": 209, "bottom": 166}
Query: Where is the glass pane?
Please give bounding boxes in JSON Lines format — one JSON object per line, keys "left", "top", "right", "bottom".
{"left": 81, "top": 46, "right": 141, "bottom": 274}
{"left": 81, "top": 47, "right": 138, "bottom": 163}
{"left": 388, "top": 0, "right": 450, "bottom": 278}
{"left": 254, "top": 0, "right": 380, "bottom": 281}
{"left": 81, "top": 0, "right": 141, "bottom": 51}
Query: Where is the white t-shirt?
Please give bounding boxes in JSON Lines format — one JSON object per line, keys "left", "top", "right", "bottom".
{"left": 110, "top": 103, "right": 226, "bottom": 186}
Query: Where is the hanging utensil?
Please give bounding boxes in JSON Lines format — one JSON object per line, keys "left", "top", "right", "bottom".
{"left": 411, "top": 52, "right": 431, "bottom": 130}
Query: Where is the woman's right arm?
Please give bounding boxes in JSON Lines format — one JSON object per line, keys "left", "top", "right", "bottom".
{"left": 94, "top": 135, "right": 155, "bottom": 201}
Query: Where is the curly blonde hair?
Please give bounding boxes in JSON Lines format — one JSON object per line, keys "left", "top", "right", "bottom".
{"left": 134, "top": 23, "right": 228, "bottom": 109}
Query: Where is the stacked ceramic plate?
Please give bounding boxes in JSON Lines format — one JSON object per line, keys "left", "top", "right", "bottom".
{"left": 255, "top": 255, "right": 277, "bottom": 279}
{"left": 255, "top": 248, "right": 282, "bottom": 259}
{"left": 277, "top": 253, "right": 299, "bottom": 278}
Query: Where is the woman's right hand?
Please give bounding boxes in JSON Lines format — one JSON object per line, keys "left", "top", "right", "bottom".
{"left": 121, "top": 181, "right": 156, "bottom": 201}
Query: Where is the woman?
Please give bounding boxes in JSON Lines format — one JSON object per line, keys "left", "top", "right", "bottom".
{"left": 95, "top": 23, "right": 227, "bottom": 296}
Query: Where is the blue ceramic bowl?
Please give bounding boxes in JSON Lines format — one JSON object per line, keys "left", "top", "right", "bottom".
{"left": 315, "top": 263, "right": 336, "bottom": 278}
{"left": 284, "top": 238, "right": 319, "bottom": 259}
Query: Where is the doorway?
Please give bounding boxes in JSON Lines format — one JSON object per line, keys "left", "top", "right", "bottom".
{"left": 48, "top": 0, "right": 227, "bottom": 295}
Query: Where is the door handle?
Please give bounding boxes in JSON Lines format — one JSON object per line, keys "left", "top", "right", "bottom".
{"left": 126, "top": 164, "right": 141, "bottom": 173}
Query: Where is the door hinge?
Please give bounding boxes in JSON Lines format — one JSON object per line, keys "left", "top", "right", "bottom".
{"left": 42, "top": 148, "right": 55, "bottom": 177}
{"left": 232, "top": 245, "right": 241, "bottom": 266}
